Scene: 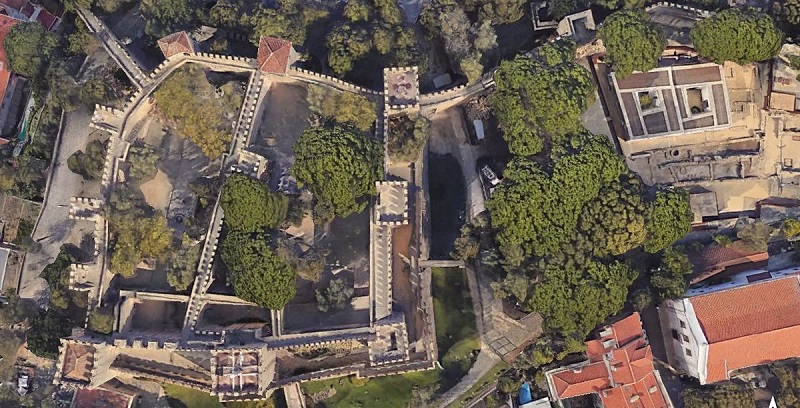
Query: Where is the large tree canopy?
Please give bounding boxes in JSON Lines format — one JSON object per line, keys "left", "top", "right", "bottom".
{"left": 220, "top": 231, "right": 296, "bottom": 310}
{"left": 487, "top": 135, "right": 626, "bottom": 259}
{"left": 4, "top": 22, "right": 59, "bottom": 78}
{"left": 650, "top": 246, "right": 693, "bottom": 300}
{"left": 690, "top": 9, "right": 783, "bottom": 65}
{"left": 579, "top": 174, "right": 647, "bottom": 256}
{"left": 526, "top": 260, "right": 637, "bottom": 337}
{"left": 110, "top": 216, "right": 173, "bottom": 277}
{"left": 598, "top": 10, "right": 666, "bottom": 78}
{"left": 643, "top": 188, "right": 693, "bottom": 253}
{"left": 220, "top": 173, "right": 289, "bottom": 232}
{"left": 291, "top": 125, "right": 383, "bottom": 223}
{"left": 491, "top": 56, "right": 595, "bottom": 156}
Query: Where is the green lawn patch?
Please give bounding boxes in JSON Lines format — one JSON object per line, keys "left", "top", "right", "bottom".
{"left": 163, "top": 384, "right": 283, "bottom": 408}
{"left": 301, "top": 371, "right": 441, "bottom": 408}
{"left": 432, "top": 267, "right": 480, "bottom": 387}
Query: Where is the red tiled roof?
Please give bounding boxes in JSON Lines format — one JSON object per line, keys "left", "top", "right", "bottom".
{"left": 36, "top": 9, "right": 57, "bottom": 30}
{"left": 688, "top": 241, "right": 769, "bottom": 285}
{"left": 73, "top": 388, "right": 132, "bottom": 408}
{"left": 548, "top": 313, "right": 671, "bottom": 407}
{"left": 0, "top": 0, "right": 25, "bottom": 10}
{"left": 690, "top": 275, "right": 800, "bottom": 383}
{"left": 157, "top": 31, "right": 194, "bottom": 59}
{"left": 257, "top": 36, "right": 292, "bottom": 74}
{"left": 0, "top": 15, "right": 20, "bottom": 110}
{"left": 691, "top": 276, "right": 800, "bottom": 343}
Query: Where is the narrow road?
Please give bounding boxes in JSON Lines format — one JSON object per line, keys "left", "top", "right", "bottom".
{"left": 19, "top": 107, "right": 92, "bottom": 301}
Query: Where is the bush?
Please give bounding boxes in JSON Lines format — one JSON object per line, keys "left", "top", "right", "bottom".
{"left": 387, "top": 114, "right": 430, "bottom": 162}
{"left": 88, "top": 308, "right": 114, "bottom": 335}
{"left": 315, "top": 277, "right": 354, "bottom": 312}
{"left": 783, "top": 218, "right": 800, "bottom": 238}
{"left": 737, "top": 221, "right": 774, "bottom": 251}
{"left": 629, "top": 288, "right": 652, "bottom": 311}
{"left": 67, "top": 140, "right": 106, "bottom": 180}
{"left": 127, "top": 145, "right": 159, "bottom": 183}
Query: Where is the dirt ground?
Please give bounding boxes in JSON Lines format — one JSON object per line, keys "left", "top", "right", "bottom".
{"left": 129, "top": 300, "right": 187, "bottom": 332}
{"left": 0, "top": 195, "right": 41, "bottom": 244}
{"left": 139, "top": 170, "right": 172, "bottom": 212}
{"left": 251, "top": 83, "right": 312, "bottom": 183}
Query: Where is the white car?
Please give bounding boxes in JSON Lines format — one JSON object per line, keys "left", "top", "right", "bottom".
{"left": 480, "top": 165, "right": 501, "bottom": 186}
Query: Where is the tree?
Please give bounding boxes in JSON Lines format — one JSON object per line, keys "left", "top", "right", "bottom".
{"left": 643, "top": 188, "right": 692, "bottom": 253}
{"left": 598, "top": 10, "right": 666, "bottom": 78}
{"left": 387, "top": 114, "right": 430, "bottom": 162}
{"left": 0, "top": 292, "right": 38, "bottom": 326}
{"left": 142, "top": 0, "right": 197, "bottom": 37}
{"left": 487, "top": 136, "right": 625, "bottom": 259}
{"left": 344, "top": 0, "right": 371, "bottom": 22}
{"left": 464, "top": 0, "right": 527, "bottom": 25}
{"left": 491, "top": 56, "right": 595, "bottom": 156}
{"left": 326, "top": 24, "right": 373, "bottom": 76}
{"left": 87, "top": 308, "right": 114, "bottom": 335}
{"left": 291, "top": 125, "right": 383, "bottom": 224}
{"left": 97, "top": 0, "right": 132, "bottom": 12}
{"left": 219, "top": 231, "right": 296, "bottom": 310}
{"left": 80, "top": 76, "right": 113, "bottom": 107}
{"left": 683, "top": 382, "right": 755, "bottom": 408}
{"left": 166, "top": 234, "right": 201, "bottom": 291}
{"left": 67, "top": 140, "right": 106, "bottom": 180}
{"left": 690, "top": 9, "right": 783, "bottom": 65}
{"left": 537, "top": 39, "right": 576, "bottom": 67}
{"left": 27, "top": 309, "right": 72, "bottom": 359}
{"left": 127, "top": 145, "right": 158, "bottom": 183}
{"left": 737, "top": 221, "right": 774, "bottom": 251}
{"left": 3, "top": 22, "right": 59, "bottom": 78}
{"left": 650, "top": 246, "right": 692, "bottom": 300}
{"left": 629, "top": 288, "right": 652, "bottom": 311}
{"left": 276, "top": 240, "right": 327, "bottom": 283}
{"left": 526, "top": 260, "right": 637, "bottom": 337}
{"left": 220, "top": 173, "right": 289, "bottom": 232}
{"left": 110, "top": 216, "right": 173, "bottom": 277}
{"left": 579, "top": 174, "right": 647, "bottom": 256}
{"left": 315, "top": 277, "right": 354, "bottom": 312}
{"left": 67, "top": 20, "right": 99, "bottom": 55}
{"left": 153, "top": 66, "right": 234, "bottom": 159}
{"left": 783, "top": 218, "right": 800, "bottom": 238}
{"left": 306, "top": 85, "right": 377, "bottom": 132}
{"left": 772, "top": 361, "right": 800, "bottom": 406}
{"left": 777, "top": 0, "right": 800, "bottom": 26}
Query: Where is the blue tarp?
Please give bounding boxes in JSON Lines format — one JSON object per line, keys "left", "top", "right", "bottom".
{"left": 519, "top": 382, "right": 533, "bottom": 404}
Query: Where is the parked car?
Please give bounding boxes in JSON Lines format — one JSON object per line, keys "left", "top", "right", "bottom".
{"left": 480, "top": 164, "right": 501, "bottom": 187}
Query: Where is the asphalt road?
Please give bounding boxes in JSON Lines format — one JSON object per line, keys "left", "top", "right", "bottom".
{"left": 19, "top": 106, "right": 92, "bottom": 302}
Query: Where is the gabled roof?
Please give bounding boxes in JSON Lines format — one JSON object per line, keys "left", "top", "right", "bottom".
{"left": 689, "top": 275, "right": 800, "bottom": 383}
{"left": 687, "top": 241, "right": 769, "bottom": 285}
{"left": 547, "top": 313, "right": 672, "bottom": 407}
{"left": 157, "top": 31, "right": 194, "bottom": 59}
{"left": 257, "top": 36, "right": 293, "bottom": 75}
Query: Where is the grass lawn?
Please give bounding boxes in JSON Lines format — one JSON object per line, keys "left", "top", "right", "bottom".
{"left": 446, "top": 361, "right": 510, "bottom": 408}
{"left": 301, "top": 371, "right": 441, "bottom": 408}
{"left": 163, "top": 384, "right": 285, "bottom": 408}
{"left": 432, "top": 267, "right": 481, "bottom": 388}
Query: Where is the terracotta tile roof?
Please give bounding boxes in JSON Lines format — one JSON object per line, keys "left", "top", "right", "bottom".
{"left": 61, "top": 344, "right": 95, "bottom": 383}
{"left": 690, "top": 275, "right": 800, "bottom": 383}
{"left": 257, "top": 36, "right": 292, "bottom": 75}
{"left": 0, "top": 15, "right": 20, "bottom": 111}
{"left": 552, "top": 362, "right": 611, "bottom": 398}
{"left": 157, "top": 31, "right": 194, "bottom": 59}
{"left": 73, "top": 388, "right": 131, "bottom": 408}
{"left": 690, "top": 275, "right": 800, "bottom": 343}
{"left": 687, "top": 241, "right": 769, "bottom": 285}
{"left": 548, "top": 313, "right": 671, "bottom": 407}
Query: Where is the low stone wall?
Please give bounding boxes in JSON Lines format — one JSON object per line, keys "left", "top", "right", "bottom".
{"left": 644, "top": 1, "right": 713, "bottom": 16}
{"left": 288, "top": 67, "right": 382, "bottom": 96}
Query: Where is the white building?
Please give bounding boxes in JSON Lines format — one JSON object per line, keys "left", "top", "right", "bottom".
{"left": 659, "top": 268, "right": 800, "bottom": 384}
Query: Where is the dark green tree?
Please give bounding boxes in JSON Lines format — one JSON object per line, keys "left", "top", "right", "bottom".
{"left": 4, "top": 22, "right": 59, "bottom": 78}
{"left": 315, "top": 277, "right": 354, "bottom": 312}
{"left": 690, "top": 9, "right": 783, "bottom": 65}
{"left": 67, "top": 140, "right": 106, "bottom": 180}
{"left": 491, "top": 56, "right": 595, "bottom": 156}
{"left": 326, "top": 24, "right": 373, "bottom": 76}
{"left": 220, "top": 231, "right": 296, "bottom": 310}
{"left": 487, "top": 136, "right": 625, "bottom": 259}
{"left": 27, "top": 309, "right": 73, "bottom": 359}
{"left": 127, "top": 145, "right": 158, "bottom": 183}
{"left": 387, "top": 114, "right": 430, "bottom": 162}
{"left": 291, "top": 125, "right": 383, "bottom": 224}
{"left": 643, "top": 188, "right": 693, "bottom": 253}
{"left": 777, "top": 0, "right": 800, "bottom": 26}
{"left": 220, "top": 173, "right": 289, "bottom": 232}
{"left": 464, "top": 0, "right": 527, "bottom": 24}
{"left": 87, "top": 308, "right": 115, "bottom": 335}
{"left": 737, "top": 221, "right": 774, "bottom": 251}
{"left": 536, "top": 39, "right": 576, "bottom": 67}
{"left": 598, "top": 10, "right": 666, "bottom": 78}
{"left": 683, "top": 382, "right": 755, "bottom": 408}
{"left": 650, "top": 246, "right": 692, "bottom": 300}
{"left": 578, "top": 174, "right": 647, "bottom": 256}
{"left": 772, "top": 361, "right": 800, "bottom": 406}
{"left": 166, "top": 234, "right": 201, "bottom": 291}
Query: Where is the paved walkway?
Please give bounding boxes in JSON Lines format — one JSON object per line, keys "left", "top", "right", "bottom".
{"left": 76, "top": 8, "right": 147, "bottom": 88}
{"left": 19, "top": 107, "right": 92, "bottom": 301}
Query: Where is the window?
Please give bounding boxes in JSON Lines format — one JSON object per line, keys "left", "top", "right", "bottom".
{"left": 671, "top": 330, "right": 680, "bottom": 341}
{"left": 679, "top": 320, "right": 686, "bottom": 329}
{"left": 682, "top": 334, "right": 690, "bottom": 342}
{"left": 685, "top": 348, "right": 693, "bottom": 357}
